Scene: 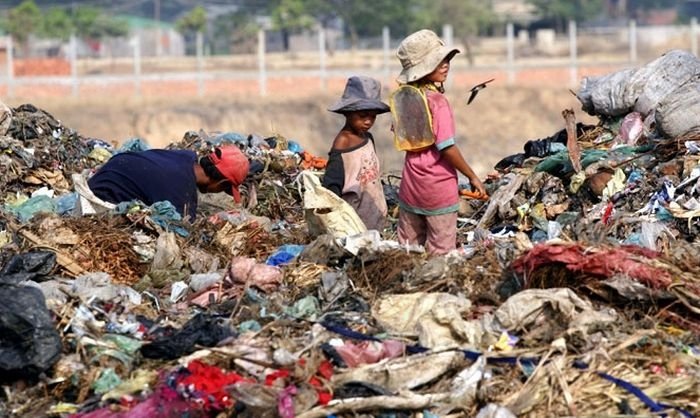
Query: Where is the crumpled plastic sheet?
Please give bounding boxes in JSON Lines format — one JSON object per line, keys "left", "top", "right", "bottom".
{"left": 140, "top": 314, "right": 235, "bottom": 360}
{"left": 0, "top": 250, "right": 56, "bottom": 284}
{"left": 0, "top": 281, "right": 62, "bottom": 380}
{"left": 511, "top": 243, "right": 672, "bottom": 289}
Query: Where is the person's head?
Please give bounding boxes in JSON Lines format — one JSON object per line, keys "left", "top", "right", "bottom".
{"left": 197, "top": 145, "right": 249, "bottom": 202}
{"left": 328, "top": 76, "right": 389, "bottom": 133}
{"left": 396, "top": 29, "right": 460, "bottom": 88}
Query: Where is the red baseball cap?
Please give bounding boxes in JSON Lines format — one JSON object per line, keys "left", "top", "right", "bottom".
{"left": 209, "top": 145, "right": 249, "bottom": 203}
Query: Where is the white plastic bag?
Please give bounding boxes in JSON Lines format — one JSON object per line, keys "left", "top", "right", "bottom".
{"left": 300, "top": 171, "right": 366, "bottom": 238}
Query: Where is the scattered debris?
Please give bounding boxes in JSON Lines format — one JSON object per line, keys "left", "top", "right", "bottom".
{"left": 2, "top": 50, "right": 700, "bottom": 418}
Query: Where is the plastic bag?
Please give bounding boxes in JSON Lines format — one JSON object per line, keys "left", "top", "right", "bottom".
{"left": 301, "top": 171, "right": 366, "bottom": 238}
{"left": 0, "top": 282, "right": 62, "bottom": 380}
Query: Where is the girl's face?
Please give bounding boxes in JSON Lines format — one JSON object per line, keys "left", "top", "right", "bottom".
{"left": 426, "top": 57, "right": 451, "bottom": 83}
{"left": 346, "top": 110, "right": 378, "bottom": 134}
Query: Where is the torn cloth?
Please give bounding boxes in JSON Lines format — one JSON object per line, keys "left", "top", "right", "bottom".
{"left": 511, "top": 244, "right": 672, "bottom": 289}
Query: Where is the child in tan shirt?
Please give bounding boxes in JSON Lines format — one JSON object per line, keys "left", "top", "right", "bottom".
{"left": 322, "top": 76, "right": 389, "bottom": 232}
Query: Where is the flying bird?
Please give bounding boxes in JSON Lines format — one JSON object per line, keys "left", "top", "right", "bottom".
{"left": 467, "top": 78, "right": 495, "bottom": 105}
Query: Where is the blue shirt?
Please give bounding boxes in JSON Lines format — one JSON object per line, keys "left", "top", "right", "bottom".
{"left": 88, "top": 149, "right": 199, "bottom": 221}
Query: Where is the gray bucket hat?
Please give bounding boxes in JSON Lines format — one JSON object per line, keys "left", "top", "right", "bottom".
{"left": 328, "top": 76, "right": 390, "bottom": 114}
{"left": 396, "top": 29, "right": 460, "bottom": 84}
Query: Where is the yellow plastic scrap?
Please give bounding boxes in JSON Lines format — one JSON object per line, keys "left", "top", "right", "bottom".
{"left": 88, "top": 147, "right": 113, "bottom": 163}
{"left": 494, "top": 331, "right": 518, "bottom": 352}
{"left": 102, "top": 369, "right": 158, "bottom": 401}
{"left": 48, "top": 403, "right": 79, "bottom": 414}
{"left": 602, "top": 168, "right": 626, "bottom": 201}
{"left": 569, "top": 171, "right": 586, "bottom": 194}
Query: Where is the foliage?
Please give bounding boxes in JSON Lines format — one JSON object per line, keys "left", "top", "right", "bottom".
{"left": 39, "top": 7, "right": 73, "bottom": 40}
{"left": 1, "top": 0, "right": 41, "bottom": 44}
{"left": 266, "top": 0, "right": 423, "bottom": 49}
{"left": 526, "top": 0, "right": 604, "bottom": 29}
{"left": 419, "top": 0, "right": 497, "bottom": 37}
{"left": 73, "top": 7, "right": 128, "bottom": 39}
{"left": 176, "top": 6, "right": 207, "bottom": 34}
{"left": 628, "top": 0, "right": 682, "bottom": 10}
{"left": 269, "top": 0, "right": 316, "bottom": 33}
{"left": 212, "top": 10, "right": 261, "bottom": 54}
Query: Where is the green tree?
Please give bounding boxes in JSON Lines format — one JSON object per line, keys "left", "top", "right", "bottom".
{"left": 1, "top": 0, "right": 41, "bottom": 53}
{"left": 318, "top": 0, "right": 421, "bottom": 47}
{"left": 73, "top": 7, "right": 128, "bottom": 39}
{"left": 418, "top": 0, "right": 497, "bottom": 65}
{"left": 268, "top": 0, "right": 422, "bottom": 50}
{"left": 39, "top": 7, "right": 74, "bottom": 40}
{"left": 176, "top": 6, "right": 207, "bottom": 34}
{"left": 526, "top": 0, "right": 604, "bottom": 31}
{"left": 212, "top": 10, "right": 261, "bottom": 54}
{"left": 269, "top": 0, "right": 316, "bottom": 50}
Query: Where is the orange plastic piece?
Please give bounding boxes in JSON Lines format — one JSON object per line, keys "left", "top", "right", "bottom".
{"left": 300, "top": 151, "right": 328, "bottom": 170}
{"left": 460, "top": 189, "right": 489, "bottom": 200}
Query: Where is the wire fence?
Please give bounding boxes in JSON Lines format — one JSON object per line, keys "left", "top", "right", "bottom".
{"left": 1, "top": 20, "right": 699, "bottom": 99}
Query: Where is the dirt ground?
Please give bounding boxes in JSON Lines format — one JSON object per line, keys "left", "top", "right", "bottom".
{"left": 4, "top": 83, "right": 597, "bottom": 178}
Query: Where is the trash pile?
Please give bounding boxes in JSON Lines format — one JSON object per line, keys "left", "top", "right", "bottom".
{"left": 1, "top": 49, "right": 700, "bottom": 418}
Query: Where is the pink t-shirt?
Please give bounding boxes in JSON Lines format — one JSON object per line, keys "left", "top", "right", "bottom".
{"left": 398, "top": 90, "right": 459, "bottom": 214}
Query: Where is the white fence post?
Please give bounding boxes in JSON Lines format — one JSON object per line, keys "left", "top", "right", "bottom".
{"left": 6, "top": 36, "right": 14, "bottom": 98}
{"left": 382, "top": 26, "right": 390, "bottom": 88}
{"left": 569, "top": 20, "right": 577, "bottom": 88}
{"left": 70, "top": 35, "right": 78, "bottom": 97}
{"left": 319, "top": 26, "right": 326, "bottom": 92}
{"left": 506, "top": 22, "right": 515, "bottom": 85}
{"left": 132, "top": 34, "right": 141, "bottom": 97}
{"left": 692, "top": 17, "right": 698, "bottom": 57}
{"left": 258, "top": 29, "right": 266, "bottom": 97}
{"left": 442, "top": 24, "right": 454, "bottom": 89}
{"left": 196, "top": 31, "right": 204, "bottom": 97}
{"left": 629, "top": 19, "right": 637, "bottom": 64}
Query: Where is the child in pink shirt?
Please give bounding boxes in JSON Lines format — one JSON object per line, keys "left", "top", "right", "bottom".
{"left": 393, "top": 29, "right": 486, "bottom": 254}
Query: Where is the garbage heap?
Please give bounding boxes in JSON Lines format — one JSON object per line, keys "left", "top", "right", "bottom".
{"left": 0, "top": 50, "right": 699, "bottom": 418}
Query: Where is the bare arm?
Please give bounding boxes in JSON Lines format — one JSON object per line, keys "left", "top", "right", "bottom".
{"left": 441, "top": 146, "right": 486, "bottom": 195}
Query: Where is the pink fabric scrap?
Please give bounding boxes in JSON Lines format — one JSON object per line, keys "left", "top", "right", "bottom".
{"left": 334, "top": 340, "right": 406, "bottom": 367}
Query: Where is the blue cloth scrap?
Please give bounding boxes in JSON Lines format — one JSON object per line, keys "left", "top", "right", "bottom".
{"left": 117, "top": 138, "right": 151, "bottom": 154}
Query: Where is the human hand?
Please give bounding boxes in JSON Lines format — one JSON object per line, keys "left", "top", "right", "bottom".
{"left": 470, "top": 177, "right": 487, "bottom": 198}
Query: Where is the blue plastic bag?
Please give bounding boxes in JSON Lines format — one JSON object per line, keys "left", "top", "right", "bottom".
{"left": 266, "top": 244, "right": 305, "bottom": 266}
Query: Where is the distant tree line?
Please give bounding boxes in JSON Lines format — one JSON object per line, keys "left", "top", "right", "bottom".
{"left": 0, "top": 0, "right": 690, "bottom": 57}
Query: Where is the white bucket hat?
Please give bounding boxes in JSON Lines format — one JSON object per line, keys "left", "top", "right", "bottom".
{"left": 396, "top": 29, "right": 460, "bottom": 84}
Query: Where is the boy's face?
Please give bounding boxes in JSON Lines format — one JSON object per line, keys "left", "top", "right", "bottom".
{"left": 427, "top": 57, "right": 451, "bottom": 83}
{"left": 346, "top": 110, "right": 378, "bottom": 134}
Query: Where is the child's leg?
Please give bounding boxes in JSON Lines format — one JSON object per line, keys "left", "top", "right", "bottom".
{"left": 398, "top": 209, "right": 427, "bottom": 246}
{"left": 425, "top": 212, "right": 458, "bottom": 255}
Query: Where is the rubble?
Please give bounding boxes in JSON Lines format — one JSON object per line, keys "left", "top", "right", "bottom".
{"left": 1, "top": 49, "right": 700, "bottom": 418}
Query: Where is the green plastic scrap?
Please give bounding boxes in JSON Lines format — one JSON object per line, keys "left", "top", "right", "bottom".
{"left": 102, "top": 334, "right": 143, "bottom": 354}
{"left": 4, "top": 195, "right": 56, "bottom": 223}
{"left": 239, "top": 319, "right": 262, "bottom": 333}
{"left": 284, "top": 295, "right": 321, "bottom": 320}
{"left": 93, "top": 368, "right": 122, "bottom": 394}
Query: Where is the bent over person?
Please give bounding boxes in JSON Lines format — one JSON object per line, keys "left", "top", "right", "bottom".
{"left": 87, "top": 146, "right": 249, "bottom": 221}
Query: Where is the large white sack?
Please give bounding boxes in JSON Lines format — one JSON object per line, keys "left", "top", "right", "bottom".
{"left": 630, "top": 49, "right": 700, "bottom": 116}
{"left": 656, "top": 74, "right": 700, "bottom": 138}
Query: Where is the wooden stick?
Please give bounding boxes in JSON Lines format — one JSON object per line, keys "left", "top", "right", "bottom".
{"left": 16, "top": 228, "right": 85, "bottom": 277}
{"left": 296, "top": 392, "right": 450, "bottom": 418}
{"left": 563, "top": 109, "right": 582, "bottom": 173}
